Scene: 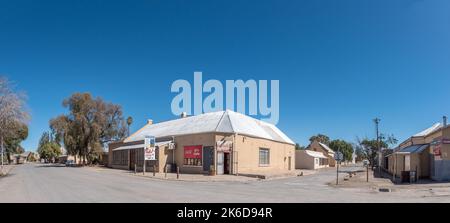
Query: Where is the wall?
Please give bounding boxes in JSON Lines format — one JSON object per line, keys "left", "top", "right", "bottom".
{"left": 234, "top": 134, "right": 295, "bottom": 173}
{"left": 173, "top": 133, "right": 217, "bottom": 174}
{"left": 295, "top": 150, "right": 314, "bottom": 169}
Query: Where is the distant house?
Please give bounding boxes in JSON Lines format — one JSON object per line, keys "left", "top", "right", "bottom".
{"left": 307, "top": 141, "right": 336, "bottom": 167}
{"left": 12, "top": 151, "right": 33, "bottom": 164}
{"left": 295, "top": 150, "right": 329, "bottom": 170}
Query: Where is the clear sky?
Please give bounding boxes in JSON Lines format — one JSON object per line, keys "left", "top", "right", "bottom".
{"left": 1, "top": 0, "right": 450, "bottom": 151}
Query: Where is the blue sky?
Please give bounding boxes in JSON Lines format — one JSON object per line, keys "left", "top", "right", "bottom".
{"left": 1, "top": 0, "right": 450, "bottom": 151}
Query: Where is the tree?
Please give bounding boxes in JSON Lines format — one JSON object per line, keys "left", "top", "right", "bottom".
{"left": 37, "top": 132, "right": 61, "bottom": 163}
{"left": 295, "top": 143, "right": 305, "bottom": 150}
{"left": 309, "top": 134, "right": 330, "bottom": 145}
{"left": 50, "top": 93, "right": 127, "bottom": 165}
{"left": 356, "top": 133, "right": 398, "bottom": 167}
{"left": 329, "top": 139, "right": 354, "bottom": 162}
{"left": 357, "top": 138, "right": 389, "bottom": 167}
{"left": 126, "top": 116, "right": 133, "bottom": 137}
{"left": 0, "top": 76, "right": 30, "bottom": 169}
{"left": 3, "top": 122, "right": 28, "bottom": 164}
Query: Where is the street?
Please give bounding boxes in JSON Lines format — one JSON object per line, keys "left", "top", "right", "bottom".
{"left": 1, "top": 163, "right": 450, "bottom": 203}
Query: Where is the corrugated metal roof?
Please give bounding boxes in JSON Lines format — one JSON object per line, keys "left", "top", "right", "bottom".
{"left": 125, "top": 110, "right": 294, "bottom": 145}
{"left": 397, "top": 144, "right": 429, "bottom": 154}
{"left": 319, "top": 142, "right": 335, "bottom": 154}
{"left": 413, "top": 123, "right": 442, "bottom": 137}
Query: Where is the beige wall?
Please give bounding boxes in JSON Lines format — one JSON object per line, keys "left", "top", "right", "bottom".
{"left": 234, "top": 134, "right": 295, "bottom": 173}
{"left": 295, "top": 150, "right": 327, "bottom": 170}
{"left": 387, "top": 151, "right": 430, "bottom": 179}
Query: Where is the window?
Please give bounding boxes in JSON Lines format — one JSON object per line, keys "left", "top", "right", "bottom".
{"left": 259, "top": 148, "right": 270, "bottom": 166}
{"left": 183, "top": 145, "right": 203, "bottom": 166}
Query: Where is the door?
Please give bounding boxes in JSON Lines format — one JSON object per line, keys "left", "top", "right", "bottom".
{"left": 217, "top": 152, "right": 224, "bottom": 175}
{"left": 130, "top": 149, "right": 136, "bottom": 171}
{"left": 224, "top": 153, "right": 231, "bottom": 174}
{"left": 203, "top": 147, "right": 214, "bottom": 172}
{"left": 288, "top": 157, "right": 292, "bottom": 170}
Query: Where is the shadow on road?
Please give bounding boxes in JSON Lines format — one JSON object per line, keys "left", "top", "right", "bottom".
{"left": 35, "top": 164, "right": 67, "bottom": 168}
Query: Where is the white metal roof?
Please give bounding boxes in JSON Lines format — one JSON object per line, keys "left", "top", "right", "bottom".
{"left": 125, "top": 110, "right": 295, "bottom": 145}
{"left": 305, "top": 150, "right": 328, "bottom": 159}
{"left": 318, "top": 142, "right": 335, "bottom": 154}
{"left": 413, "top": 123, "right": 442, "bottom": 137}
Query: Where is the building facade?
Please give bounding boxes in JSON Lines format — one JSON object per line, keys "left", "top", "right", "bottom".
{"left": 387, "top": 117, "right": 450, "bottom": 181}
{"left": 295, "top": 150, "right": 329, "bottom": 170}
{"left": 307, "top": 141, "right": 336, "bottom": 167}
{"left": 108, "top": 110, "right": 295, "bottom": 175}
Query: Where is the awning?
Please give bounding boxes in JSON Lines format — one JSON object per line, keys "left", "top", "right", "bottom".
{"left": 113, "top": 141, "right": 172, "bottom": 151}
{"left": 395, "top": 144, "right": 429, "bottom": 155}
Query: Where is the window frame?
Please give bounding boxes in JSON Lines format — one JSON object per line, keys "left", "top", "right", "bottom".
{"left": 259, "top": 148, "right": 270, "bottom": 167}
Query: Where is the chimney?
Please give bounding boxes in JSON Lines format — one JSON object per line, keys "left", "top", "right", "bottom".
{"left": 443, "top": 116, "right": 448, "bottom": 127}
{"left": 180, "top": 112, "right": 187, "bottom": 118}
{"left": 147, "top": 119, "right": 153, "bottom": 125}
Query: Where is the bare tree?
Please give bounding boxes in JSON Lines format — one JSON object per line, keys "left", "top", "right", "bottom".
{"left": 0, "top": 76, "right": 30, "bottom": 172}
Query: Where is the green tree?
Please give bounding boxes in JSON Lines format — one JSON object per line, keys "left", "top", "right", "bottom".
{"left": 329, "top": 139, "right": 354, "bottom": 162}
{"left": 4, "top": 122, "right": 28, "bottom": 164}
{"left": 126, "top": 116, "right": 133, "bottom": 137}
{"left": 37, "top": 132, "right": 61, "bottom": 163}
{"left": 0, "top": 76, "right": 30, "bottom": 168}
{"left": 357, "top": 138, "right": 388, "bottom": 167}
{"left": 309, "top": 134, "right": 330, "bottom": 145}
{"left": 50, "top": 93, "right": 127, "bottom": 165}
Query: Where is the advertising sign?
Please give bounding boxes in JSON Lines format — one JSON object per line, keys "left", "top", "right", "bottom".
{"left": 216, "top": 141, "right": 233, "bottom": 152}
{"left": 144, "top": 136, "right": 156, "bottom": 161}
{"left": 184, "top": 145, "right": 202, "bottom": 159}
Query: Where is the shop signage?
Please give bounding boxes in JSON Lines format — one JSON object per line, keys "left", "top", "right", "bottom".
{"left": 144, "top": 136, "right": 156, "bottom": 161}
{"left": 433, "top": 144, "right": 442, "bottom": 157}
{"left": 184, "top": 145, "right": 202, "bottom": 159}
{"left": 217, "top": 141, "right": 233, "bottom": 152}
{"left": 442, "top": 138, "right": 450, "bottom": 144}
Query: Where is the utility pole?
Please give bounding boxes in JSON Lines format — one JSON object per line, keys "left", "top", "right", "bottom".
{"left": 374, "top": 118, "right": 381, "bottom": 176}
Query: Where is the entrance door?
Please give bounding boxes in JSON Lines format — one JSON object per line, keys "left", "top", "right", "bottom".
{"left": 217, "top": 152, "right": 224, "bottom": 175}
{"left": 203, "top": 147, "right": 214, "bottom": 172}
{"left": 288, "top": 157, "right": 292, "bottom": 170}
{"left": 224, "top": 153, "right": 231, "bottom": 174}
{"left": 130, "top": 149, "right": 136, "bottom": 171}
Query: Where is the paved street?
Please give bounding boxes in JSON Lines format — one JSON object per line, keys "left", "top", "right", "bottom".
{"left": 1, "top": 163, "right": 450, "bottom": 203}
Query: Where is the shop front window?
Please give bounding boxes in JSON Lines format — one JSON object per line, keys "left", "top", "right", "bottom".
{"left": 184, "top": 145, "right": 203, "bottom": 166}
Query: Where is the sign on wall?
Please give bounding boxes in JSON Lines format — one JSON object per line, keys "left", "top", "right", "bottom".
{"left": 216, "top": 141, "right": 233, "bottom": 152}
{"left": 144, "top": 136, "right": 156, "bottom": 161}
{"left": 184, "top": 145, "right": 202, "bottom": 159}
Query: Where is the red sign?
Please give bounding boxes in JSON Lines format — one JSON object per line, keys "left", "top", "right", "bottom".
{"left": 184, "top": 145, "right": 202, "bottom": 159}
